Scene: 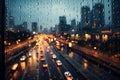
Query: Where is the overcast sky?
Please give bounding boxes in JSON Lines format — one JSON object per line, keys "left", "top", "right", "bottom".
{"left": 6, "top": 0, "right": 102, "bottom": 31}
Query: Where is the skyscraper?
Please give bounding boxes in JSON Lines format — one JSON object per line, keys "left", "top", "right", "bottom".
{"left": 22, "top": 22, "right": 27, "bottom": 31}
{"left": 104, "top": 0, "right": 112, "bottom": 26}
{"left": 59, "top": 16, "right": 67, "bottom": 25}
{"left": 111, "top": 0, "right": 120, "bottom": 28}
{"left": 92, "top": 3, "right": 104, "bottom": 29}
{"left": 40, "top": 25, "right": 43, "bottom": 33}
{"left": 32, "top": 22, "right": 38, "bottom": 33}
{"left": 81, "top": 6, "right": 90, "bottom": 28}
{"left": 58, "top": 16, "right": 67, "bottom": 34}
{"left": 7, "top": 15, "right": 15, "bottom": 32}
{"left": 9, "top": 16, "right": 15, "bottom": 28}
{"left": 71, "top": 19, "right": 76, "bottom": 29}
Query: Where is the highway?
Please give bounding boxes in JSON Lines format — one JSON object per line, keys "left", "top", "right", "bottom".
{"left": 52, "top": 42, "right": 120, "bottom": 80}
{"left": 5, "top": 35, "right": 120, "bottom": 80}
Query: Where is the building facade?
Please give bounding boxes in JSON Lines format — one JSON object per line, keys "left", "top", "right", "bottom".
{"left": 92, "top": 3, "right": 104, "bottom": 29}
{"left": 81, "top": 6, "right": 90, "bottom": 28}
{"left": 71, "top": 19, "right": 76, "bottom": 30}
{"left": 32, "top": 22, "right": 38, "bottom": 33}
{"left": 111, "top": 0, "right": 120, "bottom": 28}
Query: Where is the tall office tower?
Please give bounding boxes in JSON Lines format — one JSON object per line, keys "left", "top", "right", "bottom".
{"left": 9, "top": 16, "right": 15, "bottom": 28}
{"left": 92, "top": 3, "right": 104, "bottom": 29}
{"left": 58, "top": 16, "right": 67, "bottom": 34}
{"left": 40, "top": 25, "right": 43, "bottom": 33}
{"left": 71, "top": 19, "right": 76, "bottom": 29}
{"left": 103, "top": 0, "right": 112, "bottom": 26}
{"left": 81, "top": 6, "right": 90, "bottom": 28}
{"left": 111, "top": 0, "right": 120, "bottom": 28}
{"left": 32, "top": 22, "right": 38, "bottom": 33}
{"left": 22, "top": 22, "right": 27, "bottom": 31}
{"left": 59, "top": 16, "right": 67, "bottom": 25}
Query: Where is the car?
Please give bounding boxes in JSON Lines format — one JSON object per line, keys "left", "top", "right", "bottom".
{"left": 52, "top": 54, "right": 57, "bottom": 59}
{"left": 20, "top": 55, "right": 26, "bottom": 61}
{"left": 56, "top": 60, "right": 62, "bottom": 66}
{"left": 64, "top": 71, "right": 73, "bottom": 80}
{"left": 11, "top": 63, "right": 18, "bottom": 71}
{"left": 42, "top": 62, "right": 48, "bottom": 68}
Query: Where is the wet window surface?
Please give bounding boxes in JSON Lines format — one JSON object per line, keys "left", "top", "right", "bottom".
{"left": 4, "top": 0, "right": 120, "bottom": 80}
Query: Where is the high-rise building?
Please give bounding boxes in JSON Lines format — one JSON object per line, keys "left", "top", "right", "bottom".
{"left": 40, "top": 25, "right": 43, "bottom": 33}
{"left": 22, "top": 22, "right": 27, "bottom": 31}
{"left": 32, "top": 22, "right": 38, "bottom": 33}
{"left": 58, "top": 16, "right": 67, "bottom": 34}
{"left": 40, "top": 25, "right": 42, "bottom": 30}
{"left": 104, "top": 0, "right": 112, "bottom": 26}
{"left": 9, "top": 16, "right": 15, "bottom": 28}
{"left": 43, "top": 27, "right": 48, "bottom": 34}
{"left": 55, "top": 24, "right": 59, "bottom": 34}
{"left": 50, "top": 27, "right": 53, "bottom": 33}
{"left": 111, "top": 0, "right": 120, "bottom": 28}
{"left": 92, "top": 3, "right": 104, "bottom": 29}
{"left": 81, "top": 6, "right": 90, "bottom": 28}
{"left": 59, "top": 16, "right": 67, "bottom": 25}
{"left": 71, "top": 19, "right": 76, "bottom": 29}
{"left": 15, "top": 22, "right": 27, "bottom": 32}
{"left": 16, "top": 24, "right": 22, "bottom": 32}
{"left": 7, "top": 15, "right": 15, "bottom": 32}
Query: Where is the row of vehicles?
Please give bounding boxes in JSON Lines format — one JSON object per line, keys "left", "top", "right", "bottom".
{"left": 11, "top": 50, "right": 33, "bottom": 72}
{"left": 39, "top": 50, "right": 48, "bottom": 68}
{"left": 39, "top": 45, "right": 73, "bottom": 80}
{"left": 49, "top": 51, "right": 62, "bottom": 66}
{"left": 49, "top": 51, "right": 73, "bottom": 80}
{"left": 20, "top": 52, "right": 32, "bottom": 62}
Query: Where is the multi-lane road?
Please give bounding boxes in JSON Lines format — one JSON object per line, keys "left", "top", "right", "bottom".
{"left": 6, "top": 38, "right": 85, "bottom": 80}
{"left": 5, "top": 36, "right": 120, "bottom": 80}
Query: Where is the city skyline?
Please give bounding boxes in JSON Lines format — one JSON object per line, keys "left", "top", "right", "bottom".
{"left": 6, "top": 0, "right": 106, "bottom": 31}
